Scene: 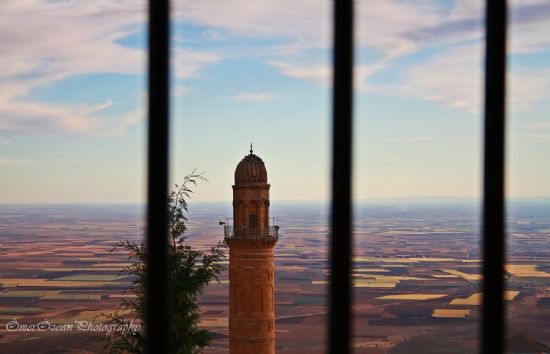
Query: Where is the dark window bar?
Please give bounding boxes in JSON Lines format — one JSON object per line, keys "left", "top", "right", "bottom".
{"left": 329, "top": 0, "right": 354, "bottom": 354}
{"left": 145, "top": 0, "right": 170, "bottom": 353}
{"left": 482, "top": 1, "right": 508, "bottom": 354}
{"left": 142, "top": 0, "right": 509, "bottom": 353}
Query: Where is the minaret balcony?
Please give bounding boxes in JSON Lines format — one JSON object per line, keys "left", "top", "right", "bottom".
{"left": 223, "top": 225, "right": 279, "bottom": 241}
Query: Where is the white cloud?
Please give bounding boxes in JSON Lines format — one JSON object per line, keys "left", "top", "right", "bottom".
{"left": 174, "top": 0, "right": 442, "bottom": 82}
{"left": 176, "top": 0, "right": 550, "bottom": 113}
{"left": 173, "top": 48, "right": 219, "bottom": 79}
{"left": 174, "top": 0, "right": 332, "bottom": 49}
{"left": 0, "top": 0, "right": 218, "bottom": 136}
{"left": 384, "top": 43, "right": 484, "bottom": 114}
{"left": 514, "top": 133, "right": 550, "bottom": 141}
{"left": 229, "top": 92, "right": 275, "bottom": 102}
{"left": 269, "top": 61, "right": 384, "bottom": 91}
{"left": 269, "top": 62, "right": 330, "bottom": 87}
{"left": 175, "top": 0, "right": 442, "bottom": 60}
{"left": 381, "top": 137, "right": 433, "bottom": 143}
{"left": 1, "top": 0, "right": 549, "bottom": 135}
{"left": 0, "top": 0, "right": 145, "bottom": 101}
{"left": 0, "top": 158, "right": 29, "bottom": 166}
{"left": 0, "top": 99, "right": 141, "bottom": 136}
{"left": 363, "top": 1, "right": 550, "bottom": 114}
{"left": 0, "top": 157, "right": 86, "bottom": 166}
{"left": 173, "top": 84, "right": 190, "bottom": 97}
{"left": 514, "top": 120, "right": 550, "bottom": 140}
{"left": 374, "top": 43, "right": 550, "bottom": 114}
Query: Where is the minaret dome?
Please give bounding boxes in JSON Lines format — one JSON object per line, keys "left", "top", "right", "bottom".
{"left": 234, "top": 152, "right": 268, "bottom": 184}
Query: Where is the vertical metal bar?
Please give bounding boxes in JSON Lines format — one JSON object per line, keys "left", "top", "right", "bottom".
{"left": 329, "top": 1, "right": 353, "bottom": 353}
{"left": 146, "top": 0, "right": 170, "bottom": 352}
{"left": 482, "top": 1, "right": 507, "bottom": 353}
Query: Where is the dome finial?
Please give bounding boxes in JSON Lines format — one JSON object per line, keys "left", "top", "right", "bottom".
{"left": 250, "top": 142, "right": 253, "bottom": 154}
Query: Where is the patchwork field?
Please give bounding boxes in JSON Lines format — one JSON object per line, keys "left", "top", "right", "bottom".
{"left": 1, "top": 201, "right": 550, "bottom": 353}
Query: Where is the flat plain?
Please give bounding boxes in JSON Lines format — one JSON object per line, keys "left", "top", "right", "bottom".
{"left": 1, "top": 201, "right": 549, "bottom": 353}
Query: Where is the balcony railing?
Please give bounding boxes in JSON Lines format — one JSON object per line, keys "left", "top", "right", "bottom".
{"left": 224, "top": 225, "right": 279, "bottom": 240}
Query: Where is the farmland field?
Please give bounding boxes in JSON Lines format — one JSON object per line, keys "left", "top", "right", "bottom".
{"left": 1, "top": 201, "right": 550, "bottom": 353}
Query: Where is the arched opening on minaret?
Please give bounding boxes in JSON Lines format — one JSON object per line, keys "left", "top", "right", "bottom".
{"left": 248, "top": 201, "right": 259, "bottom": 230}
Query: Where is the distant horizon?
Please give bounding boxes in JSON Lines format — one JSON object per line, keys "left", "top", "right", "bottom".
{"left": 2, "top": 195, "right": 550, "bottom": 206}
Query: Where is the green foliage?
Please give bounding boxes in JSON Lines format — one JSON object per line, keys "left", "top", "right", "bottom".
{"left": 100, "top": 172, "right": 227, "bottom": 354}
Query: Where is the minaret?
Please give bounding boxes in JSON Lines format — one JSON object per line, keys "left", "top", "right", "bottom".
{"left": 224, "top": 145, "right": 278, "bottom": 354}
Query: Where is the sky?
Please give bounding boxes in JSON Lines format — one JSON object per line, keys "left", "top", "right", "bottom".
{"left": 0, "top": 0, "right": 549, "bottom": 203}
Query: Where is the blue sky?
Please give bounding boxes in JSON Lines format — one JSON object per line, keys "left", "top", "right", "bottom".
{"left": 0, "top": 0, "right": 549, "bottom": 203}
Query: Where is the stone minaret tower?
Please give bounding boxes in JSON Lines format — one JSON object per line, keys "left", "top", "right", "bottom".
{"left": 224, "top": 145, "right": 278, "bottom": 354}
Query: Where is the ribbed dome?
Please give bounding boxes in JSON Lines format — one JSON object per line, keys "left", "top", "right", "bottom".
{"left": 235, "top": 153, "right": 267, "bottom": 184}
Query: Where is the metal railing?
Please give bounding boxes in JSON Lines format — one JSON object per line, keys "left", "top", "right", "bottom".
{"left": 223, "top": 225, "right": 279, "bottom": 240}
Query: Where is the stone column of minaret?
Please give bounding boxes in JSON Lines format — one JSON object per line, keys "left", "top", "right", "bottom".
{"left": 223, "top": 146, "right": 279, "bottom": 354}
